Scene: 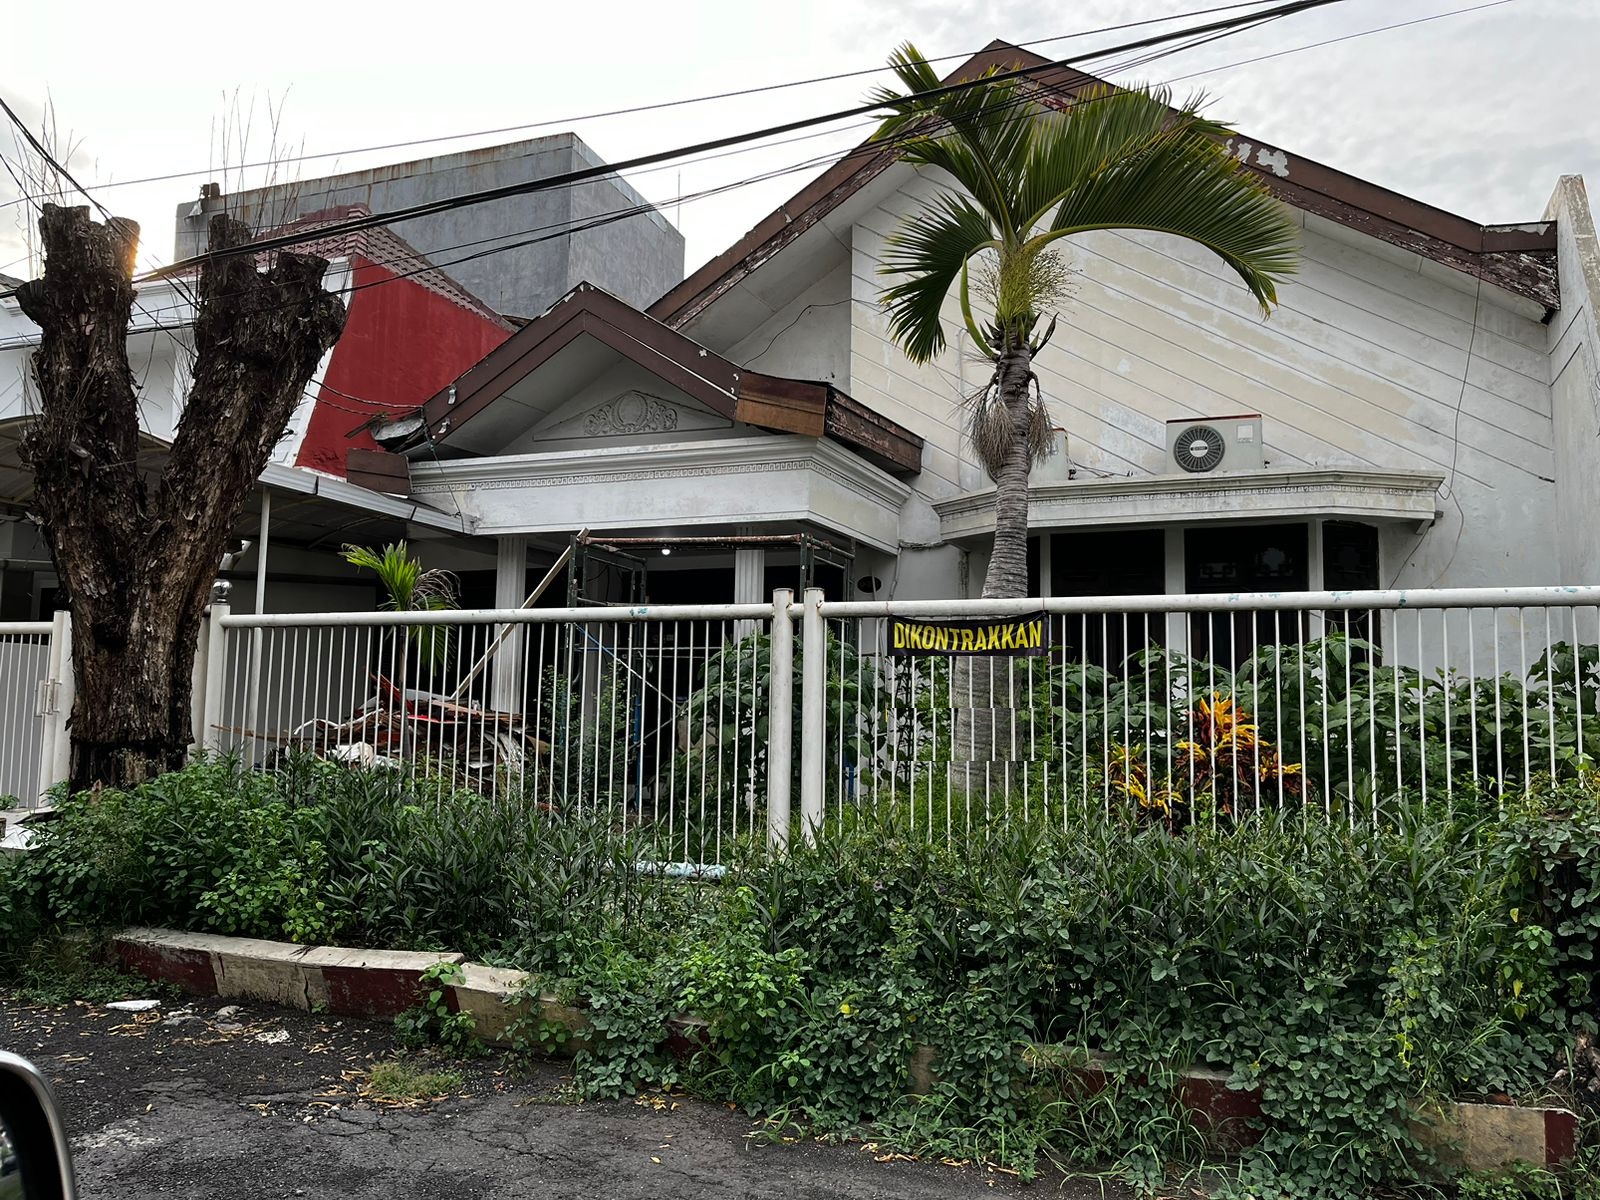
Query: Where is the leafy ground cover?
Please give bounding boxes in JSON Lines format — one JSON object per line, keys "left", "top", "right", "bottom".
{"left": 4, "top": 756, "right": 1600, "bottom": 1197}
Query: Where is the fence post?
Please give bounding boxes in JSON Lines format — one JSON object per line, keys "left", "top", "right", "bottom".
{"left": 35, "top": 608, "right": 73, "bottom": 802}
{"left": 767, "top": 589, "right": 794, "bottom": 851}
{"left": 189, "top": 604, "right": 210, "bottom": 755}
{"left": 800, "top": 587, "right": 825, "bottom": 845}
{"left": 201, "top": 599, "right": 230, "bottom": 756}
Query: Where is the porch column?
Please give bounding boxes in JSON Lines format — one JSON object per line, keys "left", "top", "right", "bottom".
{"left": 1164, "top": 526, "right": 1187, "bottom": 656}
{"left": 492, "top": 535, "right": 527, "bottom": 712}
{"left": 734, "top": 544, "right": 765, "bottom": 640}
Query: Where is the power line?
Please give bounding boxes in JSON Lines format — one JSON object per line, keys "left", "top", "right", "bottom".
{"left": 0, "top": 0, "right": 1345, "bottom": 313}
{"left": 130, "top": 0, "right": 1348, "bottom": 282}
{"left": 1162, "top": 0, "right": 1518, "bottom": 82}
{"left": 0, "top": 99, "right": 204, "bottom": 385}
{"left": 33, "top": 0, "right": 1504, "bottom": 434}
{"left": 0, "top": 0, "right": 1296, "bottom": 214}
{"left": 22, "top": 0, "right": 1454, "bottom": 342}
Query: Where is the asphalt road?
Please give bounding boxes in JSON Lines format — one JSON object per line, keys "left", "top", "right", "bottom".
{"left": 0, "top": 997, "right": 1118, "bottom": 1200}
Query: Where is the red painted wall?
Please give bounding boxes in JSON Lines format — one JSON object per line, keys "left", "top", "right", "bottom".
{"left": 295, "top": 254, "right": 511, "bottom": 476}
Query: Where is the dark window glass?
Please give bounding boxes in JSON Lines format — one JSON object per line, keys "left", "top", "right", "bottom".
{"left": 1322, "top": 520, "right": 1381, "bottom": 652}
{"left": 1184, "top": 524, "right": 1308, "bottom": 667}
{"left": 1051, "top": 529, "right": 1166, "bottom": 668}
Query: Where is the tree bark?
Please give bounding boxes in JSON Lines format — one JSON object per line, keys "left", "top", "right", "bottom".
{"left": 17, "top": 205, "right": 346, "bottom": 792}
{"left": 952, "top": 342, "right": 1036, "bottom": 798}
{"left": 981, "top": 342, "right": 1037, "bottom": 601}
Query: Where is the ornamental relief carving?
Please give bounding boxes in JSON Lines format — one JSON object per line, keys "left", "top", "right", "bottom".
{"left": 582, "top": 391, "right": 680, "bottom": 437}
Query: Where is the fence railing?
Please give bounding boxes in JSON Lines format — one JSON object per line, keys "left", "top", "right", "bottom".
{"left": 0, "top": 616, "right": 67, "bottom": 809}
{"left": 203, "top": 599, "right": 777, "bottom": 867}
{"left": 814, "top": 587, "right": 1600, "bottom": 842}
{"left": 13, "top": 585, "right": 1600, "bottom": 858}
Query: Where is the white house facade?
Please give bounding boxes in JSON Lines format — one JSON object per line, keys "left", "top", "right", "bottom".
{"left": 379, "top": 46, "right": 1599, "bottom": 637}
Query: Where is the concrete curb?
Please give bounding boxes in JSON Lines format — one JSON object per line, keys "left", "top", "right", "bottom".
{"left": 112, "top": 928, "right": 464, "bottom": 1017}
{"left": 110, "top": 927, "right": 1579, "bottom": 1171}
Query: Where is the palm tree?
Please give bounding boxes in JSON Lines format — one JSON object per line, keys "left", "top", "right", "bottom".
{"left": 342, "top": 540, "right": 461, "bottom": 678}
{"left": 872, "top": 46, "right": 1300, "bottom": 599}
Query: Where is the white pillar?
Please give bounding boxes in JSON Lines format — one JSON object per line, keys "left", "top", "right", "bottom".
{"left": 733, "top": 545, "right": 764, "bottom": 640}
{"left": 766, "top": 589, "right": 794, "bottom": 851}
{"left": 492, "top": 535, "right": 527, "bottom": 713}
{"left": 1164, "top": 526, "right": 1187, "bottom": 655}
{"left": 245, "top": 492, "right": 270, "bottom": 758}
{"left": 799, "top": 587, "right": 826, "bottom": 844}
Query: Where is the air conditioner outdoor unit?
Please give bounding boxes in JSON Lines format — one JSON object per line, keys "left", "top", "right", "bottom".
{"left": 1165, "top": 414, "right": 1264, "bottom": 475}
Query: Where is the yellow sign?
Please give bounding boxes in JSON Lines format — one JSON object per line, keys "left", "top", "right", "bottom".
{"left": 889, "top": 614, "right": 1048, "bottom": 657}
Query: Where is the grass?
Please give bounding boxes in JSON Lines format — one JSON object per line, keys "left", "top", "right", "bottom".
{"left": 2, "top": 934, "right": 168, "bottom": 1006}
{"left": 366, "top": 1057, "right": 466, "bottom": 1102}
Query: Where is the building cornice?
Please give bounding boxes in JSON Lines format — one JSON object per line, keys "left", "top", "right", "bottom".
{"left": 933, "top": 467, "right": 1445, "bottom": 542}
{"left": 410, "top": 435, "right": 912, "bottom": 510}
{"left": 409, "top": 434, "right": 912, "bottom": 550}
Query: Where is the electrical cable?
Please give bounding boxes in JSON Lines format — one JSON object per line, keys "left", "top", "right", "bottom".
{"left": 0, "top": 0, "right": 1521, "bottom": 318}
{"left": 4, "top": 0, "right": 1506, "bottom": 433}
{"left": 1162, "top": 0, "right": 1517, "bottom": 83}
{"left": 0, "top": 0, "right": 1298, "bottom": 214}
{"left": 21, "top": 0, "right": 1341, "bottom": 333}
{"left": 124, "top": 0, "right": 1352, "bottom": 281}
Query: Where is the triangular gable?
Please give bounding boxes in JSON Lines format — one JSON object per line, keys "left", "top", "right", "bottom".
{"left": 411, "top": 283, "right": 923, "bottom": 477}
{"left": 650, "top": 41, "right": 1559, "bottom": 329}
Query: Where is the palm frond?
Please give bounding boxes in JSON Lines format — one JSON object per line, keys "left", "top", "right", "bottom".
{"left": 869, "top": 42, "right": 1035, "bottom": 230}
{"left": 1013, "top": 86, "right": 1217, "bottom": 231}
{"left": 1033, "top": 120, "right": 1299, "bottom": 313}
{"left": 342, "top": 542, "right": 461, "bottom": 671}
{"left": 878, "top": 192, "right": 998, "bottom": 363}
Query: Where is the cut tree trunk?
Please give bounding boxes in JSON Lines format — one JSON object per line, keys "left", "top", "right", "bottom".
{"left": 17, "top": 204, "right": 346, "bottom": 791}
{"left": 953, "top": 343, "right": 1036, "bottom": 798}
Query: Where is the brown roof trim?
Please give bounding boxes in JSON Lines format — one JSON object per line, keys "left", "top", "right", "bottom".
{"left": 649, "top": 41, "right": 1561, "bottom": 324}
{"left": 415, "top": 283, "right": 923, "bottom": 476}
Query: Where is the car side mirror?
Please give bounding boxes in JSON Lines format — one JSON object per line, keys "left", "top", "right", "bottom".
{"left": 0, "top": 1051, "right": 75, "bottom": 1200}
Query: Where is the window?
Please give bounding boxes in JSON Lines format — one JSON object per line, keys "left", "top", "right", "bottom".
{"left": 1322, "top": 520, "right": 1381, "bottom": 651}
{"left": 1051, "top": 530, "right": 1166, "bottom": 667}
{"left": 1185, "top": 523, "right": 1308, "bottom": 667}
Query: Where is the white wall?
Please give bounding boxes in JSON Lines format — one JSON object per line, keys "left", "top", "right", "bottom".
{"left": 841, "top": 168, "right": 1562, "bottom": 596}
{"left": 1546, "top": 177, "right": 1600, "bottom": 585}
{"left": 727, "top": 260, "right": 853, "bottom": 385}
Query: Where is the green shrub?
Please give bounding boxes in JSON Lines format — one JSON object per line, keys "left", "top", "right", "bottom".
{"left": 10, "top": 756, "right": 1600, "bottom": 1197}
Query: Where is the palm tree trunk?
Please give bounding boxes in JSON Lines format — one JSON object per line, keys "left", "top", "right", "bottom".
{"left": 953, "top": 342, "right": 1036, "bottom": 806}
{"left": 982, "top": 343, "right": 1037, "bottom": 601}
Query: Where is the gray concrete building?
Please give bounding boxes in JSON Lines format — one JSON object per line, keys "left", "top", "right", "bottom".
{"left": 172, "top": 133, "right": 684, "bottom": 317}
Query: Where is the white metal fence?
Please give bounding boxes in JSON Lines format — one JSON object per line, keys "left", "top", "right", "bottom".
{"left": 16, "top": 584, "right": 1600, "bottom": 859}
{"left": 813, "top": 587, "right": 1600, "bottom": 842}
{"left": 0, "top": 616, "right": 68, "bottom": 809}
{"left": 201, "top": 601, "right": 778, "bottom": 866}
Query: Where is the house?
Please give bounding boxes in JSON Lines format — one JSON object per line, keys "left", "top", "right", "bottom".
{"left": 380, "top": 43, "right": 1599, "bottom": 636}
{"left": 0, "top": 207, "right": 517, "bottom": 620}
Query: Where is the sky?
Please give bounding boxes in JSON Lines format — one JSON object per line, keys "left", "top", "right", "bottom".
{"left": 2, "top": 0, "right": 1596, "bottom": 284}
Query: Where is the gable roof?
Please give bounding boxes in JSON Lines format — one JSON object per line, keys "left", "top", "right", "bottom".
{"left": 650, "top": 42, "right": 1560, "bottom": 327}
{"left": 410, "top": 282, "right": 923, "bottom": 477}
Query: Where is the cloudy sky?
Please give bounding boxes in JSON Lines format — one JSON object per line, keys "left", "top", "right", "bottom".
{"left": 2, "top": 0, "right": 1595, "bottom": 282}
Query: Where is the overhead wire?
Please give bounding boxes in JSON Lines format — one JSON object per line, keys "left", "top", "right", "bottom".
{"left": 0, "top": 0, "right": 1300, "bottom": 214}
{"left": 0, "top": 0, "right": 1520, "bottom": 317}
{"left": 122, "top": 0, "right": 1350, "bottom": 281}
{"left": 3, "top": 0, "right": 1508, "bottom": 426}
{"left": 51, "top": 0, "right": 1381, "bottom": 341}
{"left": 1162, "top": 0, "right": 1517, "bottom": 82}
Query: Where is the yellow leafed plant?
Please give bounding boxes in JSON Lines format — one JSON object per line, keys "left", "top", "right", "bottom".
{"left": 1107, "top": 693, "right": 1303, "bottom": 829}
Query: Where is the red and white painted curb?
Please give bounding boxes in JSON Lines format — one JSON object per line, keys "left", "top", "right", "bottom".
{"left": 111, "top": 927, "right": 1579, "bottom": 1171}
